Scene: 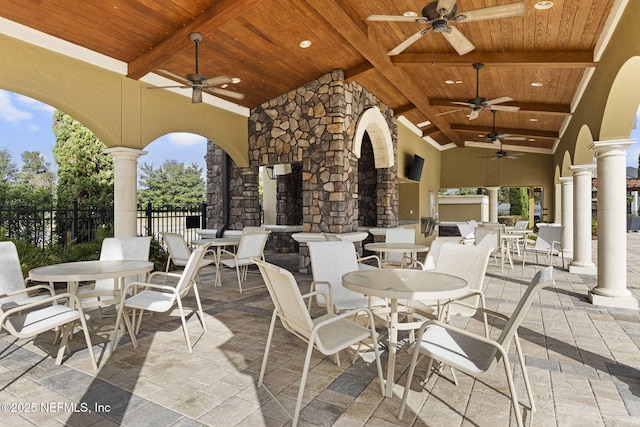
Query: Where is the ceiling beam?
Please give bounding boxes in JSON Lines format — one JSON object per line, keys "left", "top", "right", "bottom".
{"left": 451, "top": 124, "right": 559, "bottom": 139}
{"left": 127, "top": 0, "right": 264, "bottom": 80}
{"left": 391, "top": 51, "right": 597, "bottom": 68}
{"left": 344, "top": 62, "right": 376, "bottom": 82}
{"left": 305, "top": 0, "right": 460, "bottom": 144}
{"left": 429, "top": 99, "right": 572, "bottom": 115}
{"left": 392, "top": 103, "right": 417, "bottom": 116}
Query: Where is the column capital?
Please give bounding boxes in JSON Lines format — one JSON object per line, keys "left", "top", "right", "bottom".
{"left": 570, "top": 164, "right": 596, "bottom": 175}
{"left": 485, "top": 186, "right": 501, "bottom": 191}
{"left": 590, "top": 138, "right": 637, "bottom": 156}
{"left": 559, "top": 176, "right": 573, "bottom": 184}
{"left": 105, "top": 147, "right": 148, "bottom": 161}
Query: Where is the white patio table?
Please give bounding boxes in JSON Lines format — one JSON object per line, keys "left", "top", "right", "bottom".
{"left": 342, "top": 269, "right": 468, "bottom": 397}
{"left": 364, "top": 242, "right": 428, "bottom": 268}
{"left": 192, "top": 237, "right": 241, "bottom": 287}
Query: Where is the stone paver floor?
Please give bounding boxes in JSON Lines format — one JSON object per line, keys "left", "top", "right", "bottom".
{"left": 2, "top": 234, "right": 640, "bottom": 426}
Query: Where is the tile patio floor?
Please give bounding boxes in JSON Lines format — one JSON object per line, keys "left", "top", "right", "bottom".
{"left": 2, "top": 234, "right": 640, "bottom": 426}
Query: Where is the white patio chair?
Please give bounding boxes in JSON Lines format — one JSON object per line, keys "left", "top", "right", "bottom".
{"left": 474, "top": 226, "right": 513, "bottom": 272}
{"left": 0, "top": 241, "right": 55, "bottom": 310}
{"left": 399, "top": 267, "right": 554, "bottom": 427}
{"left": 110, "top": 245, "right": 208, "bottom": 353}
{"left": 161, "top": 232, "right": 214, "bottom": 274}
{"left": 219, "top": 230, "right": 270, "bottom": 293}
{"left": 254, "top": 259, "right": 384, "bottom": 427}
{"left": 307, "top": 241, "right": 383, "bottom": 312}
{"left": 522, "top": 225, "right": 565, "bottom": 269}
{"left": 514, "top": 220, "right": 529, "bottom": 229}
{"left": 411, "top": 243, "right": 493, "bottom": 330}
{"left": 403, "top": 238, "right": 448, "bottom": 271}
{"left": 77, "top": 236, "right": 152, "bottom": 314}
{"left": 383, "top": 227, "right": 415, "bottom": 267}
{"left": 1, "top": 291, "right": 98, "bottom": 370}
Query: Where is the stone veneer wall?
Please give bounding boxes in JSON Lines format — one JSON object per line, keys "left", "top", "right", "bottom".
{"left": 248, "top": 69, "right": 397, "bottom": 234}
{"left": 276, "top": 163, "right": 303, "bottom": 226}
{"left": 205, "top": 141, "right": 224, "bottom": 229}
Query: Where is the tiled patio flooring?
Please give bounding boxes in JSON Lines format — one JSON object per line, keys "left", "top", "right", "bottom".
{"left": 2, "top": 234, "right": 640, "bottom": 426}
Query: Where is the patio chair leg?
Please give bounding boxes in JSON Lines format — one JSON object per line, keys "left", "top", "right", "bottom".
{"left": 503, "top": 354, "right": 524, "bottom": 427}
{"left": 55, "top": 324, "right": 72, "bottom": 365}
{"left": 193, "top": 284, "right": 207, "bottom": 332}
{"left": 293, "top": 340, "right": 316, "bottom": 426}
{"left": 77, "top": 311, "right": 98, "bottom": 370}
{"left": 258, "top": 310, "right": 278, "bottom": 387}
{"left": 235, "top": 266, "right": 243, "bottom": 293}
{"left": 176, "top": 299, "right": 193, "bottom": 353}
{"left": 399, "top": 335, "right": 425, "bottom": 419}
{"left": 514, "top": 332, "right": 536, "bottom": 412}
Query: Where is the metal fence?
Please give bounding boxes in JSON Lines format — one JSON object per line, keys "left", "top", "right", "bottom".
{"left": 0, "top": 201, "right": 207, "bottom": 249}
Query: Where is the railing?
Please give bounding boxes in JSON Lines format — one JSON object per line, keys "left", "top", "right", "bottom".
{"left": 0, "top": 201, "right": 207, "bottom": 249}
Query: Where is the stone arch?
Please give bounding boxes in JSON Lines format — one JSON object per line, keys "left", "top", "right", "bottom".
{"left": 352, "top": 107, "right": 394, "bottom": 168}
{"left": 600, "top": 56, "right": 640, "bottom": 140}
{"left": 574, "top": 125, "right": 596, "bottom": 165}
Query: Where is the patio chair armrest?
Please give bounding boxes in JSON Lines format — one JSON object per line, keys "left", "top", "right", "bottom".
{"left": 310, "top": 307, "right": 377, "bottom": 354}
{"left": 0, "top": 283, "right": 56, "bottom": 300}
{"left": 303, "top": 287, "right": 333, "bottom": 314}
{"left": 218, "top": 248, "right": 237, "bottom": 260}
{"left": 123, "top": 281, "right": 179, "bottom": 295}
{"left": 148, "top": 271, "right": 182, "bottom": 282}
{"left": 358, "top": 254, "right": 381, "bottom": 269}
{"left": 401, "top": 254, "right": 426, "bottom": 270}
{"left": 415, "top": 319, "right": 508, "bottom": 355}
{"left": 1, "top": 292, "right": 78, "bottom": 324}
{"left": 551, "top": 240, "right": 563, "bottom": 252}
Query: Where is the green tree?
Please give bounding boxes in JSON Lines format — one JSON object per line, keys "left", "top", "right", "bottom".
{"left": 455, "top": 187, "right": 477, "bottom": 195}
{"left": 138, "top": 160, "right": 205, "bottom": 206}
{"left": 17, "top": 151, "right": 56, "bottom": 189}
{"left": 0, "top": 148, "right": 17, "bottom": 204}
{"left": 52, "top": 110, "right": 113, "bottom": 208}
{"left": 509, "top": 187, "right": 529, "bottom": 217}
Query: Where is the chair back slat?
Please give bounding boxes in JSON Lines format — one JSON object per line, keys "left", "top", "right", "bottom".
{"left": 176, "top": 246, "right": 208, "bottom": 296}
{"left": 0, "top": 242, "right": 28, "bottom": 304}
{"left": 236, "top": 232, "right": 270, "bottom": 260}
{"left": 474, "top": 227, "right": 500, "bottom": 251}
{"left": 534, "top": 225, "right": 564, "bottom": 251}
{"left": 254, "top": 259, "right": 314, "bottom": 339}
{"left": 308, "top": 241, "right": 369, "bottom": 310}
{"left": 497, "top": 267, "right": 554, "bottom": 347}
{"left": 385, "top": 228, "right": 415, "bottom": 263}
{"left": 162, "top": 233, "right": 192, "bottom": 263}
{"left": 99, "top": 236, "right": 152, "bottom": 286}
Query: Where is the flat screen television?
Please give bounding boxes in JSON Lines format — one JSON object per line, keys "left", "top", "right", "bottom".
{"left": 407, "top": 154, "right": 424, "bottom": 181}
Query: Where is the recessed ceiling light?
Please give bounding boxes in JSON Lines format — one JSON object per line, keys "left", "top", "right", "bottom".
{"left": 417, "top": 120, "right": 431, "bottom": 127}
{"left": 403, "top": 11, "right": 418, "bottom": 17}
{"left": 455, "top": 80, "right": 463, "bottom": 84}
{"left": 231, "top": 78, "right": 241, "bottom": 84}
{"left": 531, "top": 82, "right": 543, "bottom": 87}
{"left": 299, "top": 40, "right": 311, "bottom": 48}
{"left": 221, "top": 84, "right": 228, "bottom": 88}
{"left": 535, "top": 1, "right": 554, "bottom": 10}
{"left": 528, "top": 138, "right": 536, "bottom": 142}
{"left": 445, "top": 80, "right": 455, "bottom": 85}
{"left": 478, "top": 134, "right": 484, "bottom": 138}
{"left": 529, "top": 118, "right": 539, "bottom": 122}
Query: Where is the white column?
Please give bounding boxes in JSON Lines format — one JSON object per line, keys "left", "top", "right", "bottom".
{"left": 105, "top": 147, "right": 147, "bottom": 238}
{"left": 569, "top": 164, "right": 596, "bottom": 275}
{"left": 486, "top": 186, "right": 500, "bottom": 223}
{"left": 631, "top": 191, "right": 638, "bottom": 216}
{"left": 589, "top": 139, "right": 637, "bottom": 309}
{"left": 559, "top": 176, "right": 574, "bottom": 255}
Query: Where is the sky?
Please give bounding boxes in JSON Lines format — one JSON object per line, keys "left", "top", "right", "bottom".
{"left": 0, "top": 89, "right": 208, "bottom": 174}
{"left": 0, "top": 89, "right": 639, "bottom": 175}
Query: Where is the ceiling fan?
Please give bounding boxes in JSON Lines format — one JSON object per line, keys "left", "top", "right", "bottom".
{"left": 440, "top": 62, "right": 520, "bottom": 120}
{"left": 480, "top": 111, "right": 525, "bottom": 160}
{"left": 151, "top": 32, "right": 244, "bottom": 103}
{"left": 367, "top": 0, "right": 525, "bottom": 56}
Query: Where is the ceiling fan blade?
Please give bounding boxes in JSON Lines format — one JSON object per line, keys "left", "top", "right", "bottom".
{"left": 501, "top": 135, "right": 527, "bottom": 140}
{"left": 436, "top": 108, "right": 466, "bottom": 116}
{"left": 202, "top": 75, "right": 232, "bottom": 86}
{"left": 366, "top": 15, "right": 423, "bottom": 23}
{"left": 147, "top": 85, "right": 190, "bottom": 89}
{"left": 491, "top": 105, "right": 520, "bottom": 112}
{"left": 455, "top": 2, "right": 525, "bottom": 23}
{"left": 468, "top": 109, "right": 481, "bottom": 120}
{"left": 203, "top": 87, "right": 246, "bottom": 100}
{"left": 451, "top": 101, "right": 474, "bottom": 107}
{"left": 388, "top": 28, "right": 431, "bottom": 56}
{"left": 157, "top": 69, "right": 193, "bottom": 85}
{"left": 442, "top": 26, "right": 475, "bottom": 55}
{"left": 436, "top": 0, "right": 458, "bottom": 15}
{"left": 486, "top": 96, "right": 513, "bottom": 105}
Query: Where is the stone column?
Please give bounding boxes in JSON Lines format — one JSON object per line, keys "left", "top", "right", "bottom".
{"left": 589, "top": 139, "right": 637, "bottom": 309}
{"left": 569, "top": 164, "right": 596, "bottom": 275}
{"left": 486, "top": 186, "right": 500, "bottom": 223}
{"left": 559, "top": 176, "right": 574, "bottom": 255}
{"left": 105, "top": 147, "right": 147, "bottom": 238}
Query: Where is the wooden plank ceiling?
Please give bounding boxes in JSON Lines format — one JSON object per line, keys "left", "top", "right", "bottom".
{"left": 0, "top": 0, "right": 616, "bottom": 152}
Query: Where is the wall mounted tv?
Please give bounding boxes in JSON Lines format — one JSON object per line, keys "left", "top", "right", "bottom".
{"left": 406, "top": 154, "right": 424, "bottom": 182}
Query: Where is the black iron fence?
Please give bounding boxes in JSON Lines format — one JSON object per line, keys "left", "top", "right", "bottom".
{"left": 0, "top": 201, "right": 207, "bottom": 249}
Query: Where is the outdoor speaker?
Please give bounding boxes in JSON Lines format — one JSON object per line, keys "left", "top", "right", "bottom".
{"left": 407, "top": 154, "right": 424, "bottom": 181}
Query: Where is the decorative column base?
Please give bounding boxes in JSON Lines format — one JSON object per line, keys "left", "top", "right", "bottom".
{"left": 589, "top": 292, "right": 638, "bottom": 309}
{"left": 569, "top": 263, "right": 596, "bottom": 275}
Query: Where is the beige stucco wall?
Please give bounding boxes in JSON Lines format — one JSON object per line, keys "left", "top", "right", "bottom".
{"left": 396, "top": 121, "right": 442, "bottom": 243}
{"left": 0, "top": 33, "right": 249, "bottom": 166}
